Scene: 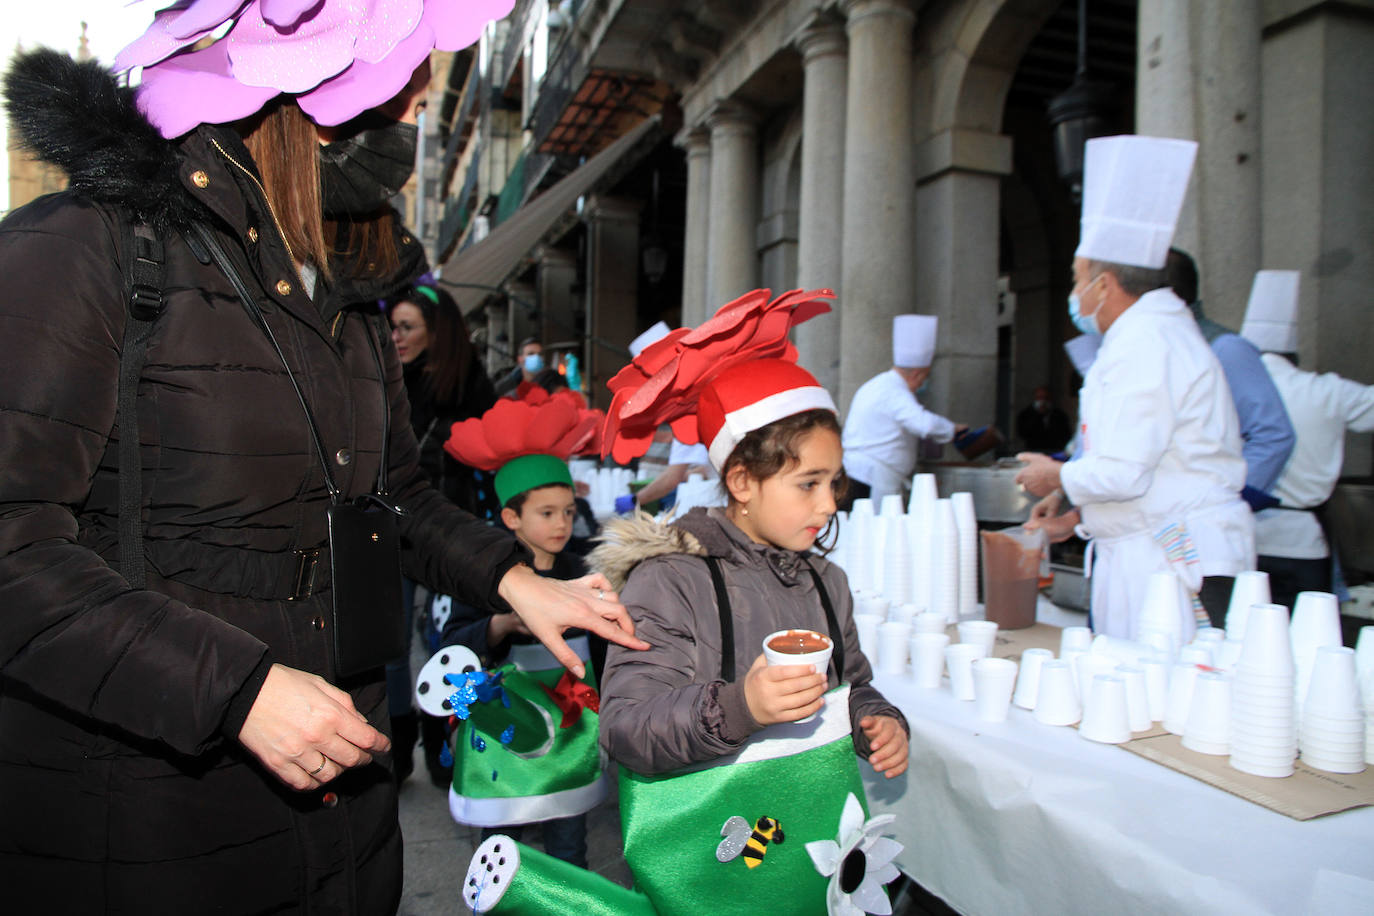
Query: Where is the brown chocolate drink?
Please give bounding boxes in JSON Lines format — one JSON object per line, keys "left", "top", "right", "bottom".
{"left": 767, "top": 630, "right": 831, "bottom": 654}
{"left": 980, "top": 530, "right": 1040, "bottom": 630}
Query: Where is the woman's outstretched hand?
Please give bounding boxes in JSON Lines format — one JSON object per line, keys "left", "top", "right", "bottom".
{"left": 497, "top": 565, "right": 649, "bottom": 677}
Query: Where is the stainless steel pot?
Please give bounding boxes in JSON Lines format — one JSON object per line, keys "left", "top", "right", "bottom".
{"left": 929, "top": 459, "right": 1032, "bottom": 523}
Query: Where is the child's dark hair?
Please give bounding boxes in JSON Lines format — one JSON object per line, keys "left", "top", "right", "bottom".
{"left": 503, "top": 482, "right": 575, "bottom": 515}
{"left": 721, "top": 409, "right": 848, "bottom": 552}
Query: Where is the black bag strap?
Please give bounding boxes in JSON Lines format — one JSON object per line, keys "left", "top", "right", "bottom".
{"left": 116, "top": 221, "right": 165, "bottom": 588}
{"left": 806, "top": 564, "right": 846, "bottom": 683}
{"left": 705, "top": 556, "right": 735, "bottom": 682}
{"left": 704, "top": 554, "right": 846, "bottom": 685}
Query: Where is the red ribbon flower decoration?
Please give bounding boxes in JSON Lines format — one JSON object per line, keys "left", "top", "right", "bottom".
{"left": 446, "top": 386, "right": 603, "bottom": 470}
{"left": 540, "top": 671, "right": 601, "bottom": 728}
{"left": 600, "top": 288, "right": 834, "bottom": 465}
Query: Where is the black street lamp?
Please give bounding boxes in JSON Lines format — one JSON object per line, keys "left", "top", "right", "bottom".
{"left": 1047, "top": 0, "right": 1115, "bottom": 202}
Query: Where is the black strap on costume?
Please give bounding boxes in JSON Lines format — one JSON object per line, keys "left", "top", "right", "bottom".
{"left": 705, "top": 555, "right": 845, "bottom": 685}
{"left": 806, "top": 564, "right": 846, "bottom": 682}
{"left": 705, "top": 556, "right": 736, "bottom": 682}
{"left": 116, "top": 222, "right": 165, "bottom": 588}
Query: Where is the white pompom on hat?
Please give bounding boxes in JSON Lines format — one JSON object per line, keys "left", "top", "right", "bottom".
{"left": 893, "top": 315, "right": 938, "bottom": 368}
{"left": 698, "top": 360, "right": 837, "bottom": 472}
{"left": 1240, "top": 270, "right": 1301, "bottom": 354}
{"left": 1074, "top": 135, "right": 1198, "bottom": 269}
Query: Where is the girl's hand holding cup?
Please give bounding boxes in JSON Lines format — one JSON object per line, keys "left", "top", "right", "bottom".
{"left": 745, "top": 629, "right": 832, "bottom": 725}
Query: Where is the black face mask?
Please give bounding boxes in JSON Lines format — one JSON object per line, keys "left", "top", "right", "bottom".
{"left": 319, "top": 120, "right": 418, "bottom": 216}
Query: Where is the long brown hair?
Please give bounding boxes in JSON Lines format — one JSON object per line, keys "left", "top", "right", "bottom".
{"left": 238, "top": 99, "right": 332, "bottom": 275}
{"left": 387, "top": 284, "right": 477, "bottom": 407}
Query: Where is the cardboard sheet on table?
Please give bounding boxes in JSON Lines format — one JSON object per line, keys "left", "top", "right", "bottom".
{"left": 966, "top": 620, "right": 1374, "bottom": 821}
{"left": 1120, "top": 730, "right": 1374, "bottom": 821}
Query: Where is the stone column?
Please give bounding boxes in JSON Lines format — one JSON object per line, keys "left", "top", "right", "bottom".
{"left": 913, "top": 130, "right": 1010, "bottom": 436}
{"left": 583, "top": 195, "right": 643, "bottom": 409}
{"left": 838, "top": 0, "right": 917, "bottom": 412}
{"left": 677, "top": 127, "right": 712, "bottom": 329}
{"left": 1137, "top": 0, "right": 1262, "bottom": 326}
{"left": 705, "top": 101, "right": 760, "bottom": 311}
{"left": 1260, "top": 5, "right": 1374, "bottom": 475}
{"left": 795, "top": 16, "right": 849, "bottom": 396}
{"left": 535, "top": 245, "right": 578, "bottom": 348}
{"left": 504, "top": 279, "right": 539, "bottom": 356}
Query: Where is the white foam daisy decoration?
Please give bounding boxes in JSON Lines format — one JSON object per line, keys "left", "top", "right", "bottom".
{"left": 805, "top": 792, "right": 903, "bottom": 916}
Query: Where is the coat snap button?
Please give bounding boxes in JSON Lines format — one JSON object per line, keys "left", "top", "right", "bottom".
{"left": 321, "top": 791, "right": 339, "bottom": 808}
{"left": 312, "top": 616, "right": 325, "bottom": 631}
{"left": 335, "top": 448, "right": 352, "bottom": 466}
{"left": 276, "top": 279, "right": 293, "bottom": 296}
{"left": 190, "top": 170, "right": 209, "bottom": 188}
{"left": 247, "top": 227, "right": 259, "bottom": 243}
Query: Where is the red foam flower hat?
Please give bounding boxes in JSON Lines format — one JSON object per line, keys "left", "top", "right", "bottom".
{"left": 600, "top": 288, "right": 835, "bottom": 467}
{"left": 446, "top": 386, "right": 603, "bottom": 471}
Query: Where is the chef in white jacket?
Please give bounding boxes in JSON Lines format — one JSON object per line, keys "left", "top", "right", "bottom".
{"left": 1241, "top": 270, "right": 1374, "bottom": 607}
{"left": 1017, "top": 135, "right": 1254, "bottom": 640}
{"left": 841, "top": 315, "right": 963, "bottom": 506}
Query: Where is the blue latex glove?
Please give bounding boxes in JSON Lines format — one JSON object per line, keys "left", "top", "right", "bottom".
{"left": 614, "top": 494, "right": 635, "bottom": 514}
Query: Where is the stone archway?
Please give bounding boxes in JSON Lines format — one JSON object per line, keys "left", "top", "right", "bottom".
{"left": 909, "top": 0, "right": 1061, "bottom": 435}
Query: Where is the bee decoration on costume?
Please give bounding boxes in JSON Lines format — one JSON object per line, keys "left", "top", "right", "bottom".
{"left": 716, "top": 815, "right": 785, "bottom": 868}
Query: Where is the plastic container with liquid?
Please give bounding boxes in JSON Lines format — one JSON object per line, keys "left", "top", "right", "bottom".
{"left": 980, "top": 525, "right": 1047, "bottom": 629}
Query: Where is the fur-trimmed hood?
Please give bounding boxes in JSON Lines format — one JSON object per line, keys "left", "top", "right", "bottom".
{"left": 588, "top": 506, "right": 828, "bottom": 592}
{"left": 587, "top": 511, "right": 706, "bottom": 593}
{"left": 3, "top": 49, "right": 203, "bottom": 232}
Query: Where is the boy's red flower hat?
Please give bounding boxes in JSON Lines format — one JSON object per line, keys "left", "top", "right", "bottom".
{"left": 600, "top": 288, "right": 835, "bottom": 466}
{"left": 445, "top": 387, "right": 602, "bottom": 471}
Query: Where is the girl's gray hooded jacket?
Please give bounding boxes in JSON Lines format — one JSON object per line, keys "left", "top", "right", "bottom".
{"left": 591, "top": 507, "right": 907, "bottom": 775}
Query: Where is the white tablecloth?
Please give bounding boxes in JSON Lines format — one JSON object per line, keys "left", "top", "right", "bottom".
{"left": 862, "top": 601, "right": 1374, "bottom": 916}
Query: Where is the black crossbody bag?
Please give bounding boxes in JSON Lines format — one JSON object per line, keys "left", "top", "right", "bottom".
{"left": 191, "top": 224, "right": 408, "bottom": 677}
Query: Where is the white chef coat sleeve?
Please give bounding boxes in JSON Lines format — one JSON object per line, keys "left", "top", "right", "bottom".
{"left": 1060, "top": 347, "right": 1172, "bottom": 506}
{"left": 893, "top": 391, "right": 957, "bottom": 443}
{"left": 1322, "top": 372, "right": 1374, "bottom": 433}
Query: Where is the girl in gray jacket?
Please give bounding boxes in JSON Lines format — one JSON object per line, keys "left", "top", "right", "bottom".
{"left": 593, "top": 359, "right": 909, "bottom": 778}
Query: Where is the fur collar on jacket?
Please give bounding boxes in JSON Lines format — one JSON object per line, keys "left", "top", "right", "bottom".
{"left": 3, "top": 49, "right": 203, "bottom": 233}
{"left": 589, "top": 506, "right": 827, "bottom": 592}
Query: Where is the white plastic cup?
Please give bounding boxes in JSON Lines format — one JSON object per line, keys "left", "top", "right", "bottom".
{"left": 1060, "top": 626, "right": 1093, "bottom": 656}
{"left": 1091, "top": 634, "right": 1153, "bottom": 665}
{"left": 1033, "top": 660, "right": 1082, "bottom": 726}
{"left": 1194, "top": 627, "right": 1226, "bottom": 644}
{"left": 876, "top": 622, "right": 913, "bottom": 675}
{"left": 973, "top": 657, "right": 1019, "bottom": 722}
{"left": 945, "top": 643, "right": 987, "bottom": 701}
{"left": 853, "top": 613, "right": 882, "bottom": 661}
{"left": 1225, "top": 570, "right": 1271, "bottom": 641}
{"left": 1303, "top": 646, "right": 1363, "bottom": 722}
{"left": 762, "top": 628, "right": 834, "bottom": 672}
{"left": 957, "top": 620, "right": 999, "bottom": 657}
{"left": 1182, "top": 672, "right": 1232, "bottom": 755}
{"left": 1179, "top": 644, "right": 1216, "bottom": 667}
{"left": 909, "top": 632, "right": 951, "bottom": 689}
{"left": 1013, "top": 648, "right": 1054, "bottom": 710}
{"left": 1080, "top": 675, "right": 1132, "bottom": 744}
{"left": 1215, "top": 639, "right": 1245, "bottom": 671}
{"left": 879, "top": 493, "right": 906, "bottom": 517}
{"left": 860, "top": 596, "right": 893, "bottom": 620}
{"left": 912, "top": 611, "right": 946, "bottom": 634}
{"left": 1355, "top": 627, "right": 1374, "bottom": 687}
{"left": 1074, "top": 652, "right": 1117, "bottom": 702}
{"left": 1163, "top": 663, "right": 1202, "bottom": 736}
{"left": 1140, "top": 657, "right": 1171, "bottom": 722}
{"left": 1236, "top": 604, "right": 1295, "bottom": 677}
{"left": 889, "top": 603, "right": 920, "bottom": 625}
{"left": 1116, "top": 665, "right": 1153, "bottom": 732}
{"left": 1291, "top": 591, "right": 1343, "bottom": 663}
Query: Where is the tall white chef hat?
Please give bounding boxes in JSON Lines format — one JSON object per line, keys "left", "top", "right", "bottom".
{"left": 1064, "top": 333, "right": 1102, "bottom": 377}
{"left": 1075, "top": 135, "right": 1199, "bottom": 269}
{"left": 893, "top": 314, "right": 938, "bottom": 368}
{"left": 628, "top": 321, "right": 672, "bottom": 358}
{"left": 1240, "top": 270, "right": 1300, "bottom": 353}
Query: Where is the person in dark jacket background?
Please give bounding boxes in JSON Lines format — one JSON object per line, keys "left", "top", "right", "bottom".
{"left": 0, "top": 5, "right": 642, "bottom": 912}
{"left": 386, "top": 281, "right": 499, "bottom": 783}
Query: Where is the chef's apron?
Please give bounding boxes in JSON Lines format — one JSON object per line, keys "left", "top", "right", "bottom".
{"left": 1081, "top": 499, "right": 1253, "bottom": 641}
{"left": 449, "top": 635, "right": 608, "bottom": 827}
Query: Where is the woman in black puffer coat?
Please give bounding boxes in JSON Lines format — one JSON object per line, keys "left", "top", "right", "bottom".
{"left": 0, "top": 45, "right": 638, "bottom": 914}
